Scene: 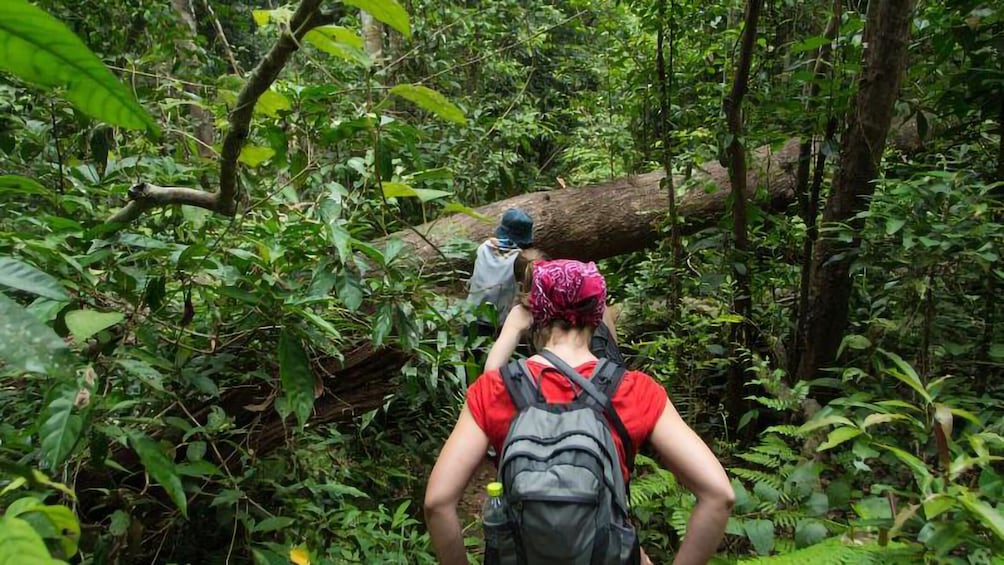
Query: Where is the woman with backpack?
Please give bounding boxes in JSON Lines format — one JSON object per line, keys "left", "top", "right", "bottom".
{"left": 425, "top": 259, "right": 734, "bottom": 565}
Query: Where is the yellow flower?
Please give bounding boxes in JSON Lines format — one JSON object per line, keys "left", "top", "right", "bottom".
{"left": 289, "top": 545, "right": 310, "bottom": 565}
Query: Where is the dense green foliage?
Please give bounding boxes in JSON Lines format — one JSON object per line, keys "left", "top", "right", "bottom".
{"left": 1, "top": 0, "right": 1002, "bottom": 564}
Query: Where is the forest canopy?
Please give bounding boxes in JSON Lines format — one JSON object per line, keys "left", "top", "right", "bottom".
{"left": 0, "top": 0, "right": 1002, "bottom": 563}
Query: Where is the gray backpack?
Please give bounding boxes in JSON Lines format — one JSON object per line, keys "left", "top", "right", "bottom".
{"left": 496, "top": 350, "right": 639, "bottom": 565}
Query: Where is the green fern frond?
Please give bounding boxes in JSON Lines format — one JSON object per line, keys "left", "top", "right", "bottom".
{"left": 737, "top": 452, "right": 783, "bottom": 469}
{"left": 738, "top": 537, "right": 921, "bottom": 564}
{"left": 763, "top": 425, "right": 804, "bottom": 437}
{"left": 732, "top": 468, "right": 784, "bottom": 491}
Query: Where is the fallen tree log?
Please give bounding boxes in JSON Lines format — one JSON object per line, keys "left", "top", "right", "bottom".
{"left": 390, "top": 137, "right": 803, "bottom": 267}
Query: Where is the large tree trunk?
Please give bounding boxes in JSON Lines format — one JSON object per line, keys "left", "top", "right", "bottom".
{"left": 796, "top": 0, "right": 916, "bottom": 382}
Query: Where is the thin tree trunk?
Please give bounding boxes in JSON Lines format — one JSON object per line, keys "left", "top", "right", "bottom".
{"left": 656, "top": 0, "right": 681, "bottom": 314}
{"left": 791, "top": 0, "right": 842, "bottom": 374}
{"left": 723, "top": 0, "right": 763, "bottom": 426}
{"left": 797, "top": 0, "right": 916, "bottom": 382}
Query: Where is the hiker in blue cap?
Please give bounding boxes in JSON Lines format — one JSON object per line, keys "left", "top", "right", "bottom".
{"left": 465, "top": 208, "right": 534, "bottom": 338}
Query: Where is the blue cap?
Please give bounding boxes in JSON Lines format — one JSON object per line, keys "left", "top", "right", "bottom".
{"left": 496, "top": 208, "right": 533, "bottom": 248}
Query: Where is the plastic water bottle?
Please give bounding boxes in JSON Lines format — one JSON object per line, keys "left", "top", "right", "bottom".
{"left": 482, "top": 481, "right": 508, "bottom": 565}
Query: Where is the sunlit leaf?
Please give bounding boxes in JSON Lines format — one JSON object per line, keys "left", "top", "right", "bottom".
{"left": 252, "top": 7, "right": 292, "bottom": 27}
{"left": 389, "top": 84, "right": 466, "bottom": 125}
{"left": 304, "top": 26, "right": 369, "bottom": 66}
{"left": 342, "top": 0, "right": 410, "bottom": 38}
{"left": 255, "top": 89, "right": 291, "bottom": 117}
{"left": 0, "top": 0, "right": 159, "bottom": 135}
{"left": 129, "top": 431, "right": 188, "bottom": 518}
{"left": 0, "top": 292, "right": 71, "bottom": 376}
{"left": 40, "top": 394, "right": 82, "bottom": 468}
{"left": 817, "top": 427, "right": 862, "bottom": 451}
{"left": 64, "top": 310, "right": 124, "bottom": 342}
{"left": 278, "top": 330, "right": 315, "bottom": 429}
{"left": 382, "top": 182, "right": 417, "bottom": 199}
{"left": 0, "top": 516, "right": 59, "bottom": 564}
{"left": 442, "top": 202, "right": 493, "bottom": 223}
{"left": 0, "top": 257, "right": 69, "bottom": 301}
{"left": 238, "top": 145, "right": 275, "bottom": 168}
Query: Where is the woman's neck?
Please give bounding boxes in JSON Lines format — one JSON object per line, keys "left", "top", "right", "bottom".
{"left": 538, "top": 327, "right": 596, "bottom": 366}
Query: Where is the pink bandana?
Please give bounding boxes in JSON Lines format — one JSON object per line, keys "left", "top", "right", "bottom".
{"left": 529, "top": 260, "right": 606, "bottom": 328}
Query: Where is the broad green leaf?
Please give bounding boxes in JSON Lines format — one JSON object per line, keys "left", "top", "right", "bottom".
{"left": 129, "top": 432, "right": 187, "bottom": 518}
{"left": 743, "top": 519, "right": 775, "bottom": 555}
{"left": 0, "top": 175, "right": 51, "bottom": 199}
{"left": 790, "top": 35, "right": 830, "bottom": 54}
{"left": 252, "top": 7, "right": 292, "bottom": 27}
{"left": 442, "top": 202, "right": 493, "bottom": 223}
{"left": 0, "top": 0, "right": 159, "bottom": 135}
{"left": 922, "top": 494, "right": 954, "bottom": 520}
{"left": 253, "top": 548, "right": 289, "bottom": 565}
{"left": 0, "top": 292, "right": 71, "bottom": 376}
{"left": 0, "top": 257, "right": 69, "bottom": 301}
{"left": 117, "top": 359, "right": 165, "bottom": 392}
{"left": 382, "top": 183, "right": 453, "bottom": 203}
{"left": 304, "top": 26, "right": 370, "bottom": 66}
{"left": 40, "top": 394, "right": 82, "bottom": 468}
{"left": 817, "top": 426, "right": 862, "bottom": 451}
{"left": 958, "top": 490, "right": 1004, "bottom": 541}
{"left": 389, "top": 84, "right": 466, "bottom": 125}
{"left": 412, "top": 188, "right": 453, "bottom": 202}
{"left": 797, "top": 414, "right": 855, "bottom": 434}
{"left": 18, "top": 504, "right": 79, "bottom": 557}
{"left": 64, "top": 310, "right": 124, "bottom": 342}
{"left": 885, "top": 217, "right": 906, "bottom": 235}
{"left": 382, "top": 182, "right": 418, "bottom": 199}
{"left": 879, "top": 443, "right": 931, "bottom": 486}
{"left": 794, "top": 519, "right": 827, "bottom": 548}
{"left": 253, "top": 516, "right": 295, "bottom": 533}
{"left": 0, "top": 516, "right": 59, "bottom": 564}
{"left": 255, "top": 89, "right": 291, "bottom": 117}
{"left": 879, "top": 349, "right": 933, "bottom": 404}
{"left": 335, "top": 271, "right": 364, "bottom": 312}
{"left": 278, "top": 330, "right": 315, "bottom": 429}
{"left": 238, "top": 146, "right": 276, "bottom": 168}
{"left": 342, "top": 0, "right": 411, "bottom": 38}
{"left": 861, "top": 413, "right": 909, "bottom": 429}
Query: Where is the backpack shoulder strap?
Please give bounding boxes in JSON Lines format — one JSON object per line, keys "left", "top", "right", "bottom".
{"left": 500, "top": 359, "right": 539, "bottom": 411}
{"left": 592, "top": 359, "right": 635, "bottom": 478}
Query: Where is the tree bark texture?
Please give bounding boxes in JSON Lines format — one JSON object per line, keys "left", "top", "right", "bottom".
{"left": 722, "top": 0, "right": 762, "bottom": 429}
{"left": 796, "top": 0, "right": 916, "bottom": 381}
{"left": 791, "top": 0, "right": 842, "bottom": 375}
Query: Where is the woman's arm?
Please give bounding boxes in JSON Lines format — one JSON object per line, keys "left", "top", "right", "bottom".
{"left": 424, "top": 405, "right": 490, "bottom": 565}
{"left": 649, "top": 401, "right": 735, "bottom": 565}
{"left": 484, "top": 304, "right": 532, "bottom": 371}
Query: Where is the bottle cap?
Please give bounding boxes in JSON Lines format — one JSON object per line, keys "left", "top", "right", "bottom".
{"left": 486, "top": 482, "right": 503, "bottom": 497}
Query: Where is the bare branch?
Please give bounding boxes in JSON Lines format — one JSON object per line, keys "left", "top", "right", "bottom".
{"left": 106, "top": 0, "right": 337, "bottom": 226}
{"left": 107, "top": 183, "right": 222, "bottom": 224}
